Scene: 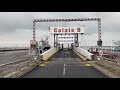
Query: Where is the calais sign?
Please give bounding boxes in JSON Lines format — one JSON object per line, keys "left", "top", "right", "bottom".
{"left": 49, "top": 26, "right": 84, "bottom": 34}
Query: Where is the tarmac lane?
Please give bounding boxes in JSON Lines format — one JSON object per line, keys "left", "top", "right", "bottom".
{"left": 21, "top": 50, "right": 109, "bottom": 78}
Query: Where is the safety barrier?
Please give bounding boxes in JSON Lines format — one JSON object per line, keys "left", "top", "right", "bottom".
{"left": 0, "top": 48, "right": 59, "bottom": 78}
{"left": 73, "top": 47, "right": 94, "bottom": 61}
{"left": 41, "top": 48, "right": 59, "bottom": 61}
{"left": 0, "top": 55, "right": 42, "bottom": 78}
{"left": 96, "top": 56, "right": 118, "bottom": 63}
{"left": 0, "top": 48, "right": 29, "bottom": 52}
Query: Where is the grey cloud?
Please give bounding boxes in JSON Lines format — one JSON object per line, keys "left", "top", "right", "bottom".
{"left": 0, "top": 12, "right": 101, "bottom": 35}
{"left": 0, "top": 12, "right": 120, "bottom": 47}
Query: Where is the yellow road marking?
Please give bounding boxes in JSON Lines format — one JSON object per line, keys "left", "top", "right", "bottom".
{"left": 39, "top": 64, "right": 45, "bottom": 66}
{"left": 84, "top": 64, "right": 92, "bottom": 66}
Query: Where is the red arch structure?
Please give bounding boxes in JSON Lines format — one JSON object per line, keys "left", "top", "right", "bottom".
{"left": 31, "top": 18, "right": 102, "bottom": 51}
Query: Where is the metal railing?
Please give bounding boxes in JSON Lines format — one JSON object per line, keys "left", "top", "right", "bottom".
{"left": 0, "top": 55, "right": 42, "bottom": 78}
{"left": 96, "top": 56, "right": 120, "bottom": 63}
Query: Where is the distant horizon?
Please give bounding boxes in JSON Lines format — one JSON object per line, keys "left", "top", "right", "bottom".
{"left": 0, "top": 45, "right": 119, "bottom": 48}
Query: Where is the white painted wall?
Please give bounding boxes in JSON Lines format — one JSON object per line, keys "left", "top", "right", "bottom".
{"left": 74, "top": 47, "right": 94, "bottom": 60}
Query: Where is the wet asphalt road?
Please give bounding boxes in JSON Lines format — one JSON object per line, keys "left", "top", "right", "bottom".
{"left": 21, "top": 50, "right": 109, "bottom": 78}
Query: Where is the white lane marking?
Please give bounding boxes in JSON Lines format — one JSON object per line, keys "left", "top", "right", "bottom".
{"left": 63, "top": 63, "right": 66, "bottom": 76}
{"left": 64, "top": 63, "right": 66, "bottom": 67}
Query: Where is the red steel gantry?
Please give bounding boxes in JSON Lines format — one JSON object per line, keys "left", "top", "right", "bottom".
{"left": 30, "top": 18, "right": 102, "bottom": 51}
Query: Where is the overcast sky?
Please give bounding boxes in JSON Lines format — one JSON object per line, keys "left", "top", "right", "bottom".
{"left": 0, "top": 12, "right": 119, "bottom": 47}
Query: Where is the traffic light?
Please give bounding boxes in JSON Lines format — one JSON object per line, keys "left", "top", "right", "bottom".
{"left": 97, "top": 39, "right": 102, "bottom": 47}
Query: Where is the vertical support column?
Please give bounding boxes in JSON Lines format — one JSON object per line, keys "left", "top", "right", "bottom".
{"left": 54, "top": 34, "right": 57, "bottom": 47}
{"left": 33, "top": 20, "right": 36, "bottom": 40}
{"left": 78, "top": 34, "right": 81, "bottom": 48}
{"left": 77, "top": 33, "right": 79, "bottom": 47}
{"left": 56, "top": 34, "right": 58, "bottom": 48}
{"left": 50, "top": 33, "right": 54, "bottom": 48}
{"left": 98, "top": 18, "right": 101, "bottom": 41}
{"left": 77, "top": 34, "right": 78, "bottom": 43}
{"left": 54, "top": 34, "right": 55, "bottom": 47}
{"left": 98, "top": 18, "right": 102, "bottom": 57}
{"left": 75, "top": 33, "right": 79, "bottom": 47}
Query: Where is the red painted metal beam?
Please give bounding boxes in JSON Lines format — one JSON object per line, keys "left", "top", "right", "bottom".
{"left": 32, "top": 18, "right": 102, "bottom": 49}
